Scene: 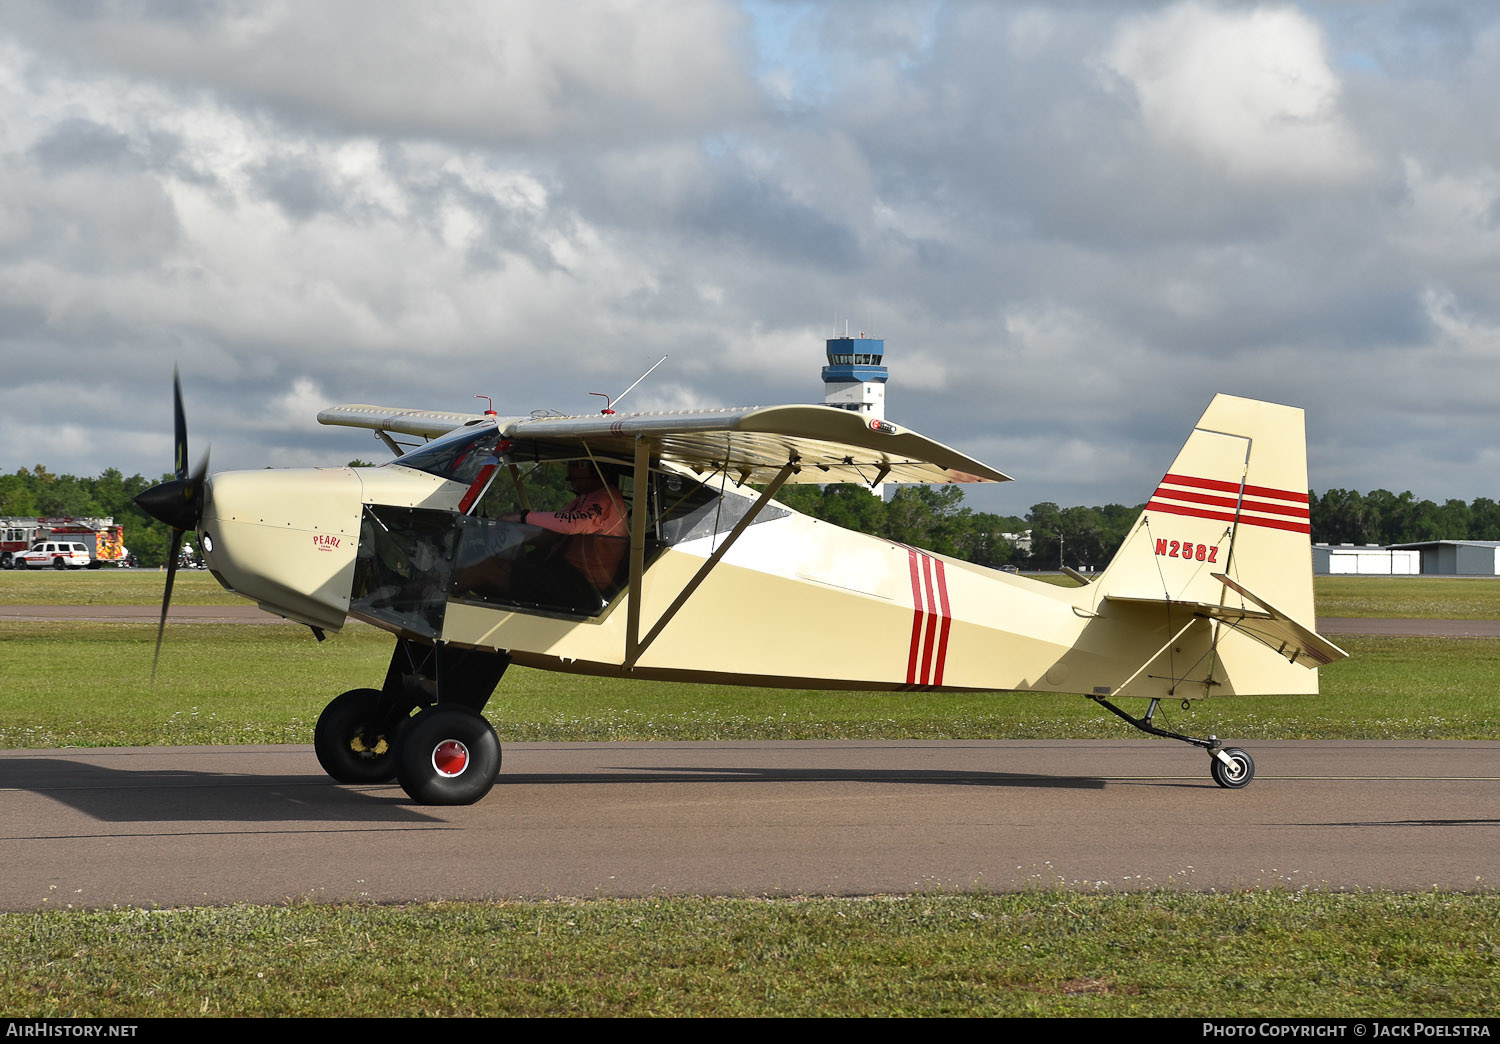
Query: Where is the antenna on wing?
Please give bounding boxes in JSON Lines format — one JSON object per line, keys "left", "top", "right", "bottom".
{"left": 591, "top": 355, "right": 668, "bottom": 414}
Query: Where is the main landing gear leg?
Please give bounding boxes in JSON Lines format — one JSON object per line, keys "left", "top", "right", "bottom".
{"left": 313, "top": 638, "right": 512, "bottom": 805}
{"left": 1089, "top": 695, "right": 1256, "bottom": 789}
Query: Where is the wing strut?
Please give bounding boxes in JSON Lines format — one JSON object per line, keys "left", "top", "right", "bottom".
{"left": 625, "top": 457, "right": 798, "bottom": 668}
{"left": 625, "top": 436, "right": 653, "bottom": 666}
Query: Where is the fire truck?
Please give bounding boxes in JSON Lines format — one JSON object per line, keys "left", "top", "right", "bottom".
{"left": 1, "top": 517, "right": 127, "bottom": 569}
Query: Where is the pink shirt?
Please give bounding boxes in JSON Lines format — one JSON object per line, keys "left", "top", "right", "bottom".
{"left": 529, "top": 486, "right": 627, "bottom": 537}
{"left": 529, "top": 486, "right": 628, "bottom": 588}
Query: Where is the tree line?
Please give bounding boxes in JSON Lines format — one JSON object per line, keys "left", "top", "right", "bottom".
{"left": 1309, "top": 489, "right": 1500, "bottom": 546}
{"left": 779, "top": 486, "right": 1500, "bottom": 567}
{"left": 772, "top": 484, "right": 1138, "bottom": 572}
{"left": 0, "top": 466, "right": 181, "bottom": 567}
{"left": 2, "top": 464, "right": 1493, "bottom": 570}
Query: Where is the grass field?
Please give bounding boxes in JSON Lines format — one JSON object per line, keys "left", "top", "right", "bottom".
{"left": 6, "top": 569, "right": 1500, "bottom": 617}
{"left": 3, "top": 573, "right": 1500, "bottom": 747}
{"left": 3, "top": 892, "right": 1498, "bottom": 1017}
{"left": 0, "top": 569, "right": 243, "bottom": 606}
{"left": 3, "top": 570, "right": 1498, "bottom": 1017}
{"left": 2, "top": 622, "right": 1499, "bottom": 747}
{"left": 1314, "top": 576, "right": 1500, "bottom": 619}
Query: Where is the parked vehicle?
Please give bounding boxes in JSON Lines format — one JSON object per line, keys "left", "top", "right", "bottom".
{"left": 10, "top": 540, "right": 95, "bottom": 570}
{"left": 2, "top": 517, "right": 126, "bottom": 568}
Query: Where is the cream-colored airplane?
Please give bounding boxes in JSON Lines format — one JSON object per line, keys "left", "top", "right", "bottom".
{"left": 137, "top": 381, "right": 1345, "bottom": 805}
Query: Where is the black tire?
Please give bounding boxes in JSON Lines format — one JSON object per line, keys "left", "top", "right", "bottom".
{"left": 52, "top": 557, "right": 65, "bottom": 570}
{"left": 314, "top": 688, "right": 404, "bottom": 784}
{"left": 1210, "top": 747, "right": 1255, "bottom": 789}
{"left": 10, "top": 558, "right": 23, "bottom": 571}
{"left": 395, "top": 706, "right": 502, "bottom": 806}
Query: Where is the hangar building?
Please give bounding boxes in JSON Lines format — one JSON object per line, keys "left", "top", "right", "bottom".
{"left": 1313, "top": 545, "right": 1420, "bottom": 576}
{"left": 1314, "top": 540, "right": 1500, "bottom": 576}
{"left": 1386, "top": 540, "right": 1500, "bottom": 577}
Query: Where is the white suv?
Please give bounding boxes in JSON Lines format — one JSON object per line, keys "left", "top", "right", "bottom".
{"left": 12, "top": 541, "right": 93, "bottom": 570}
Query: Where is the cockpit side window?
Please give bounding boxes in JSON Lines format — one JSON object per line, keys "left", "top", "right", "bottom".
{"left": 650, "top": 469, "right": 789, "bottom": 546}
{"left": 364, "top": 443, "right": 793, "bottom": 624}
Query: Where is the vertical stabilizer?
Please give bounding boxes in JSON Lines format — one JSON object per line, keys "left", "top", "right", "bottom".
{"left": 1096, "top": 395, "right": 1314, "bottom": 623}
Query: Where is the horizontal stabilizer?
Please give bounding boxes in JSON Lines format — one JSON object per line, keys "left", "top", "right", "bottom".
{"left": 1106, "top": 573, "right": 1348, "bottom": 668}
{"left": 1208, "top": 573, "right": 1348, "bottom": 666}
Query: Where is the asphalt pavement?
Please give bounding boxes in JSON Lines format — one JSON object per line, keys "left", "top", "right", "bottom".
{"left": 2, "top": 740, "right": 1496, "bottom": 909}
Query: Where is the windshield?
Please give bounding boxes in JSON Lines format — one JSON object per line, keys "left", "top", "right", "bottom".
{"left": 389, "top": 424, "right": 501, "bottom": 485}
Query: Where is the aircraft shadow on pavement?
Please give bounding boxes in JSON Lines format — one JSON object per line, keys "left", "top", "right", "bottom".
{"left": 1303, "top": 818, "right": 1500, "bottom": 828}
{"left": 2, "top": 755, "right": 1216, "bottom": 827}
{"left": 506, "top": 765, "right": 1124, "bottom": 790}
{"left": 2, "top": 757, "right": 445, "bottom": 825}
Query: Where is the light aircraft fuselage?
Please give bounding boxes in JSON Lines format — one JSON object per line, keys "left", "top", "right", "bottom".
{"left": 140, "top": 391, "right": 1344, "bottom": 803}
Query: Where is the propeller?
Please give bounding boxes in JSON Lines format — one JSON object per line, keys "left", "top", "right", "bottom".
{"left": 134, "top": 368, "right": 209, "bottom": 681}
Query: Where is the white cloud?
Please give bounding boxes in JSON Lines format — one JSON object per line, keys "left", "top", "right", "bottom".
{"left": 2, "top": 1, "right": 1500, "bottom": 513}
{"left": 1392, "top": 157, "right": 1500, "bottom": 268}
{"left": 4, "top": 0, "right": 760, "bottom": 146}
{"left": 1104, "top": 2, "right": 1369, "bottom": 183}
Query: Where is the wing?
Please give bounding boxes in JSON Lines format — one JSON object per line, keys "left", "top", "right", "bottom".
{"left": 320, "top": 403, "right": 1010, "bottom": 486}
{"left": 317, "top": 404, "right": 486, "bottom": 439}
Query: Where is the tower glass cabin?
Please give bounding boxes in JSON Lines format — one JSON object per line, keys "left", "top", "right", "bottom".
{"left": 820, "top": 336, "right": 887, "bottom": 420}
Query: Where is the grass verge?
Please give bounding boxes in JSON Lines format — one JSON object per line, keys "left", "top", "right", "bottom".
{"left": 6, "top": 571, "right": 1500, "bottom": 616}
{"left": 0, "top": 569, "right": 241, "bottom": 606}
{"left": 2, "top": 892, "right": 1497, "bottom": 1017}
{"left": 1312, "top": 576, "right": 1500, "bottom": 619}
{"left": 2, "top": 622, "right": 1497, "bottom": 746}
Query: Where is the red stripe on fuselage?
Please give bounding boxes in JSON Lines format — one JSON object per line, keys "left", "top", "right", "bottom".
{"left": 919, "top": 555, "right": 939, "bottom": 685}
{"left": 932, "top": 559, "right": 952, "bottom": 686}
{"left": 905, "top": 549, "right": 924, "bottom": 685}
{"left": 902, "top": 548, "right": 953, "bottom": 686}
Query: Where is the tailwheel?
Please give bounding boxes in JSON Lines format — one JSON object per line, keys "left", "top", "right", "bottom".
{"left": 395, "top": 705, "right": 502, "bottom": 805}
{"left": 314, "top": 688, "right": 404, "bottom": 784}
{"left": 1210, "top": 746, "right": 1255, "bottom": 789}
{"left": 1090, "top": 695, "right": 1258, "bottom": 790}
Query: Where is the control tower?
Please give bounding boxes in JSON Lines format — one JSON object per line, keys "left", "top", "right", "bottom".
{"left": 820, "top": 334, "right": 887, "bottom": 420}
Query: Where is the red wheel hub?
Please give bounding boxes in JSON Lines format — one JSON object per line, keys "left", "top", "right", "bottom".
{"left": 432, "top": 739, "right": 469, "bottom": 777}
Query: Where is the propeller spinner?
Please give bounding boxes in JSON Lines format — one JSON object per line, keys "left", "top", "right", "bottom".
{"left": 134, "top": 369, "right": 209, "bottom": 680}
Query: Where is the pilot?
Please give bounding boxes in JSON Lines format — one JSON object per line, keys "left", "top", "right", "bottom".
{"left": 479, "top": 458, "right": 629, "bottom": 613}
{"left": 507, "top": 459, "right": 626, "bottom": 569}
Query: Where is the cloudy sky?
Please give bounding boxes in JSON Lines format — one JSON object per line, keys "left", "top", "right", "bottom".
{"left": 3, "top": 0, "right": 1498, "bottom": 513}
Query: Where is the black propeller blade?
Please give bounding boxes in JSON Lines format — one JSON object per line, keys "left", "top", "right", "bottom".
{"left": 134, "top": 368, "right": 209, "bottom": 681}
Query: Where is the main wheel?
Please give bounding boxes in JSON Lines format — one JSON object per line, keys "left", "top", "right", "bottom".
{"left": 395, "top": 706, "right": 502, "bottom": 806}
{"left": 1210, "top": 747, "right": 1255, "bottom": 789}
{"left": 52, "top": 557, "right": 65, "bottom": 570}
{"left": 314, "top": 688, "right": 404, "bottom": 784}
